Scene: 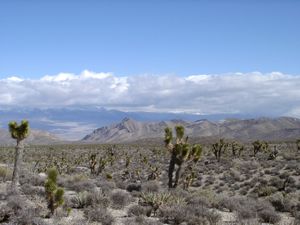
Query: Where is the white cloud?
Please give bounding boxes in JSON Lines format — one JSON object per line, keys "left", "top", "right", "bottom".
{"left": 1, "top": 70, "right": 300, "bottom": 117}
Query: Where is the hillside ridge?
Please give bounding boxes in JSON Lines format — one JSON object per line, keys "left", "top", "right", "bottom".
{"left": 82, "top": 116, "right": 300, "bottom": 143}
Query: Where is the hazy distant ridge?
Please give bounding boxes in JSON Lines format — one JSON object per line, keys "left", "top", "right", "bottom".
{"left": 82, "top": 117, "right": 300, "bottom": 143}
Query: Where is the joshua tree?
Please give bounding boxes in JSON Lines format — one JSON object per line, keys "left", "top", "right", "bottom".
{"left": 164, "top": 126, "right": 202, "bottom": 188}
{"left": 97, "top": 157, "right": 108, "bottom": 175}
{"left": 8, "top": 120, "right": 30, "bottom": 191}
{"left": 44, "top": 167, "right": 64, "bottom": 217}
{"left": 231, "top": 141, "right": 244, "bottom": 158}
{"left": 252, "top": 140, "right": 269, "bottom": 157}
{"left": 89, "top": 153, "right": 97, "bottom": 175}
{"left": 267, "top": 145, "right": 279, "bottom": 160}
{"left": 211, "top": 139, "right": 228, "bottom": 162}
{"left": 296, "top": 139, "right": 300, "bottom": 151}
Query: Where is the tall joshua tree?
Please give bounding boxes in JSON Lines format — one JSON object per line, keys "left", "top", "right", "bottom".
{"left": 164, "top": 125, "right": 202, "bottom": 188}
{"left": 8, "top": 120, "right": 30, "bottom": 190}
{"left": 252, "top": 140, "right": 269, "bottom": 157}
{"left": 212, "top": 139, "right": 228, "bottom": 162}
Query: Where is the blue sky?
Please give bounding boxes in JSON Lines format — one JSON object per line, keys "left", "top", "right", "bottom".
{"left": 1, "top": 1, "right": 300, "bottom": 117}
{"left": 1, "top": 0, "right": 300, "bottom": 78}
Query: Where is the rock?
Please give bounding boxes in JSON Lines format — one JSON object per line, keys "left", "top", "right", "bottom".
{"left": 72, "top": 166, "right": 90, "bottom": 173}
{"left": 38, "top": 172, "right": 47, "bottom": 179}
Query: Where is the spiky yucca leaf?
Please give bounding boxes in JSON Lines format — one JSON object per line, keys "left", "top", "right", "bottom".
{"left": 175, "top": 125, "right": 184, "bottom": 142}
{"left": 8, "top": 120, "right": 30, "bottom": 141}
{"left": 164, "top": 127, "right": 173, "bottom": 146}
{"left": 54, "top": 188, "right": 64, "bottom": 205}
{"left": 191, "top": 144, "right": 202, "bottom": 162}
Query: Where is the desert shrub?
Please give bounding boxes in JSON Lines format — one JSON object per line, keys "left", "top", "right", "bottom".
{"left": 235, "top": 198, "right": 280, "bottom": 224}
{"left": 6, "top": 195, "right": 26, "bottom": 213}
{"left": 241, "top": 161, "right": 260, "bottom": 171}
{"left": 56, "top": 218, "right": 87, "bottom": 225}
{"left": 0, "top": 204, "right": 12, "bottom": 223}
{"left": 21, "top": 183, "right": 44, "bottom": 196}
{"left": 269, "top": 177, "right": 284, "bottom": 190}
{"left": 96, "top": 179, "right": 116, "bottom": 194}
{"left": 248, "top": 177, "right": 259, "bottom": 187}
{"left": 110, "top": 190, "right": 131, "bottom": 209}
{"left": 70, "top": 190, "right": 110, "bottom": 209}
{"left": 232, "top": 183, "right": 240, "bottom": 191}
{"left": 239, "top": 188, "right": 248, "bottom": 195}
{"left": 84, "top": 207, "right": 114, "bottom": 225}
{"left": 285, "top": 161, "right": 298, "bottom": 170}
{"left": 70, "top": 191, "right": 91, "bottom": 209}
{"left": 235, "top": 198, "right": 258, "bottom": 220}
{"left": 10, "top": 207, "right": 44, "bottom": 225}
{"left": 159, "top": 204, "right": 187, "bottom": 225}
{"left": 142, "top": 180, "right": 160, "bottom": 192}
{"left": 186, "top": 195, "right": 210, "bottom": 208}
{"left": 0, "top": 167, "right": 7, "bottom": 177}
{"left": 158, "top": 202, "right": 220, "bottom": 225}
{"left": 124, "top": 216, "right": 163, "bottom": 225}
{"left": 0, "top": 167, "right": 10, "bottom": 181}
{"left": 230, "top": 169, "right": 242, "bottom": 182}
{"left": 89, "top": 190, "right": 111, "bottom": 208}
{"left": 187, "top": 216, "right": 211, "bottom": 225}
{"left": 205, "top": 175, "right": 215, "bottom": 185}
{"left": 259, "top": 178, "right": 268, "bottom": 186}
{"left": 115, "top": 180, "right": 127, "bottom": 189}
{"left": 294, "top": 212, "right": 300, "bottom": 225}
{"left": 128, "top": 205, "right": 150, "bottom": 217}
{"left": 268, "top": 192, "right": 286, "bottom": 212}
{"left": 268, "top": 193, "right": 299, "bottom": 214}
{"left": 168, "top": 187, "right": 190, "bottom": 200}
{"left": 258, "top": 208, "right": 281, "bottom": 224}
{"left": 236, "top": 204, "right": 257, "bottom": 220}
{"left": 186, "top": 205, "right": 221, "bottom": 225}
{"left": 65, "top": 179, "right": 96, "bottom": 192}
{"left": 257, "top": 186, "right": 277, "bottom": 197}
{"left": 205, "top": 210, "right": 222, "bottom": 225}
{"left": 279, "top": 171, "right": 290, "bottom": 179}
{"left": 19, "top": 172, "right": 45, "bottom": 186}
{"left": 191, "top": 189, "right": 219, "bottom": 208}
{"left": 218, "top": 196, "right": 239, "bottom": 212}
{"left": 140, "top": 192, "right": 173, "bottom": 216}
{"left": 126, "top": 183, "right": 141, "bottom": 192}
{"left": 3, "top": 195, "right": 42, "bottom": 225}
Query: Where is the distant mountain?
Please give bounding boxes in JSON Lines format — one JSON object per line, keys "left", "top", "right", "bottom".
{"left": 0, "top": 129, "right": 63, "bottom": 146}
{"left": 82, "top": 117, "right": 300, "bottom": 143}
{"left": 0, "top": 107, "right": 251, "bottom": 140}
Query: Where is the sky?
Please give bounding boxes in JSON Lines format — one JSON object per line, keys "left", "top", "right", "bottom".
{"left": 0, "top": 1, "right": 300, "bottom": 117}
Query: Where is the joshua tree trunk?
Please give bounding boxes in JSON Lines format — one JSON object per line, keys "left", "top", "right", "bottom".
{"left": 168, "top": 153, "right": 176, "bottom": 188}
{"left": 173, "top": 163, "right": 183, "bottom": 188}
{"left": 11, "top": 139, "right": 23, "bottom": 190}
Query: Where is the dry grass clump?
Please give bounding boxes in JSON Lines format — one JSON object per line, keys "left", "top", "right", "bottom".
{"left": 141, "top": 180, "right": 161, "bottom": 193}
{"left": 124, "top": 215, "right": 163, "bottom": 225}
{"left": 0, "top": 195, "right": 43, "bottom": 225}
{"left": 67, "top": 189, "right": 110, "bottom": 209}
{"left": 60, "top": 174, "right": 97, "bottom": 192}
{"left": 0, "top": 166, "right": 12, "bottom": 182}
{"left": 83, "top": 207, "right": 114, "bottom": 225}
{"left": 110, "top": 190, "right": 131, "bottom": 209}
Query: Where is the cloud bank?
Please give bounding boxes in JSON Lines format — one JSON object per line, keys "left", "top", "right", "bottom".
{"left": 1, "top": 70, "right": 300, "bottom": 117}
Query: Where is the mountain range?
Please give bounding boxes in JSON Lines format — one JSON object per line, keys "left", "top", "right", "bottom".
{"left": 1, "top": 107, "right": 300, "bottom": 145}
{"left": 82, "top": 117, "right": 300, "bottom": 143}
{"left": 0, "top": 107, "right": 251, "bottom": 140}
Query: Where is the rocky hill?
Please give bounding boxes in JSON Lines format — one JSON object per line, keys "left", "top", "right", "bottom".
{"left": 82, "top": 117, "right": 300, "bottom": 143}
